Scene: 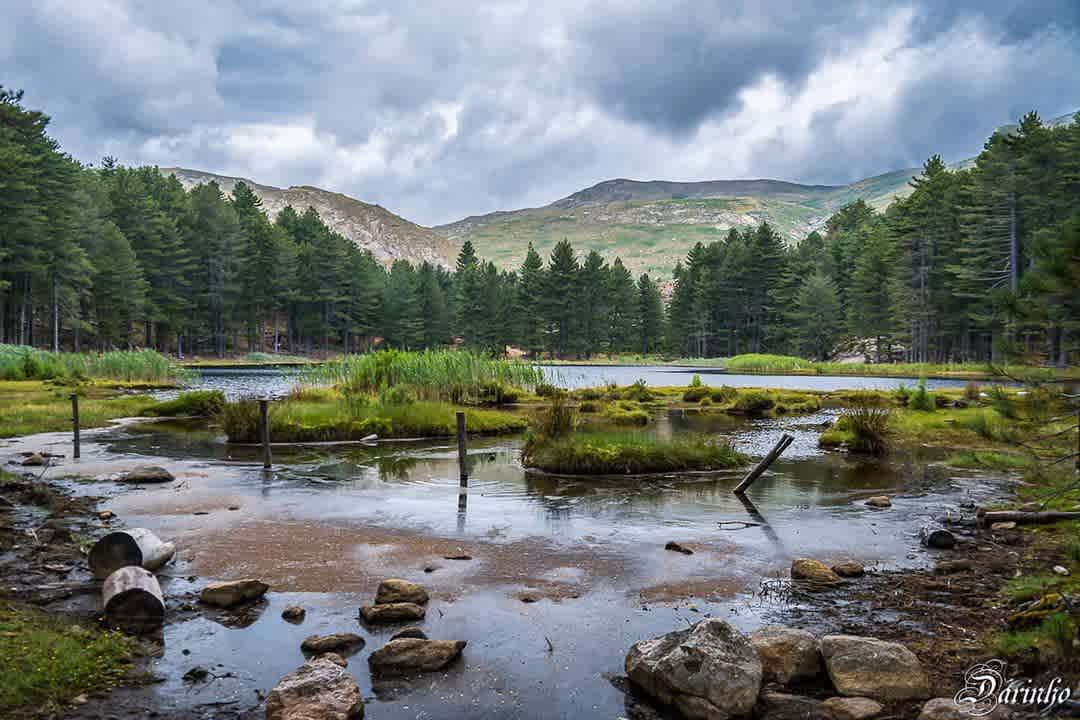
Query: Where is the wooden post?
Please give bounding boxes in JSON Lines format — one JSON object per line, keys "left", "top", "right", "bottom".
{"left": 456, "top": 411, "right": 468, "bottom": 484}
{"left": 733, "top": 433, "right": 794, "bottom": 495}
{"left": 102, "top": 566, "right": 165, "bottom": 634}
{"left": 259, "top": 398, "right": 271, "bottom": 469}
{"left": 70, "top": 394, "right": 80, "bottom": 459}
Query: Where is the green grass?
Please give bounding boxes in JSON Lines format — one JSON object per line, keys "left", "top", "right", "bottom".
{"left": 0, "top": 344, "right": 188, "bottom": 382}
{"left": 719, "top": 353, "right": 1077, "bottom": 380}
{"left": 602, "top": 401, "right": 649, "bottom": 425}
{"left": 220, "top": 391, "right": 526, "bottom": 442}
{"left": 521, "top": 430, "right": 747, "bottom": 475}
{"left": 0, "top": 381, "right": 162, "bottom": 438}
{"left": 308, "top": 349, "right": 543, "bottom": 404}
{"left": 944, "top": 450, "right": 1034, "bottom": 471}
{"left": 995, "top": 613, "right": 1077, "bottom": 660}
{"left": 0, "top": 602, "right": 133, "bottom": 715}
{"left": 143, "top": 390, "right": 225, "bottom": 417}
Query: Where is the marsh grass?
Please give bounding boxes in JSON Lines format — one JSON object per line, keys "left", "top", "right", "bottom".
{"left": 602, "top": 401, "right": 649, "bottom": 425}
{"left": 820, "top": 404, "right": 891, "bottom": 454}
{"left": 0, "top": 344, "right": 187, "bottom": 382}
{"left": 143, "top": 390, "right": 225, "bottom": 417}
{"left": 522, "top": 430, "right": 746, "bottom": 475}
{"left": 0, "top": 381, "right": 159, "bottom": 438}
{"left": 721, "top": 353, "right": 1074, "bottom": 380}
{"left": 0, "top": 602, "right": 132, "bottom": 714}
{"left": 944, "top": 450, "right": 1033, "bottom": 471}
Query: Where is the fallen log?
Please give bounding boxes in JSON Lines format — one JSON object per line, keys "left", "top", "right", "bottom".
{"left": 979, "top": 510, "right": 1080, "bottom": 526}
{"left": 919, "top": 525, "right": 957, "bottom": 549}
{"left": 89, "top": 528, "right": 176, "bottom": 579}
{"left": 733, "top": 433, "right": 794, "bottom": 495}
{"left": 102, "top": 566, "right": 165, "bottom": 634}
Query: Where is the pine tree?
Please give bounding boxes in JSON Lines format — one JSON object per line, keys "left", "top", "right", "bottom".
{"left": 636, "top": 273, "right": 664, "bottom": 354}
{"left": 792, "top": 272, "right": 843, "bottom": 360}
{"left": 543, "top": 240, "right": 580, "bottom": 358}
{"left": 578, "top": 250, "right": 609, "bottom": 358}
{"left": 606, "top": 258, "right": 638, "bottom": 354}
{"left": 515, "top": 243, "right": 545, "bottom": 357}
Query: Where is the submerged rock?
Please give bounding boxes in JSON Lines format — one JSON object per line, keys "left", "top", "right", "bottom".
{"left": 359, "top": 602, "right": 425, "bottom": 624}
{"left": 790, "top": 559, "right": 842, "bottom": 585}
{"left": 22, "top": 453, "right": 47, "bottom": 467}
{"left": 368, "top": 638, "right": 466, "bottom": 675}
{"left": 390, "top": 626, "right": 428, "bottom": 641}
{"left": 831, "top": 561, "right": 865, "bottom": 578}
{"left": 302, "top": 633, "right": 366, "bottom": 656}
{"left": 664, "top": 541, "right": 694, "bottom": 555}
{"left": 119, "top": 466, "right": 175, "bottom": 484}
{"left": 282, "top": 604, "right": 306, "bottom": 622}
{"left": 864, "top": 496, "right": 891, "bottom": 509}
{"left": 821, "top": 635, "right": 930, "bottom": 700}
{"left": 822, "top": 696, "right": 884, "bottom": 720}
{"left": 374, "top": 578, "right": 429, "bottom": 605}
{"left": 266, "top": 655, "right": 364, "bottom": 720}
{"left": 749, "top": 626, "right": 821, "bottom": 686}
{"left": 625, "top": 618, "right": 762, "bottom": 720}
{"left": 199, "top": 579, "right": 268, "bottom": 608}
{"left": 755, "top": 691, "right": 828, "bottom": 720}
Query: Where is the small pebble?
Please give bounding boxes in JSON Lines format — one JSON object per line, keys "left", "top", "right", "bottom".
{"left": 1052, "top": 565, "right": 1070, "bottom": 576}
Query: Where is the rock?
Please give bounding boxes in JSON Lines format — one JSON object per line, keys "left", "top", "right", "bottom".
{"left": 199, "top": 579, "right": 268, "bottom": 608}
{"left": 321, "top": 652, "right": 348, "bottom": 668}
{"left": 368, "top": 638, "right": 466, "bottom": 675}
{"left": 918, "top": 697, "right": 1010, "bottom": 720}
{"left": 791, "top": 559, "right": 842, "bottom": 585}
{"left": 22, "top": 453, "right": 47, "bottom": 467}
{"left": 281, "top": 605, "right": 306, "bottom": 622}
{"left": 831, "top": 561, "right": 865, "bottom": 578}
{"left": 919, "top": 526, "right": 957, "bottom": 549}
{"left": 665, "top": 541, "right": 694, "bottom": 555}
{"left": 301, "top": 633, "right": 366, "bottom": 656}
{"left": 228, "top": 505, "right": 240, "bottom": 511}
{"left": 750, "top": 626, "right": 822, "bottom": 686}
{"left": 265, "top": 655, "right": 364, "bottom": 720}
{"left": 97, "top": 510, "right": 116, "bottom": 521}
{"left": 821, "top": 635, "right": 930, "bottom": 701}
{"left": 864, "top": 496, "right": 891, "bottom": 509}
{"left": 934, "top": 560, "right": 974, "bottom": 575}
{"left": 118, "top": 466, "right": 175, "bottom": 484}
{"left": 1052, "top": 565, "right": 1070, "bottom": 576}
{"left": 756, "top": 691, "right": 828, "bottom": 720}
{"left": 71, "top": 694, "right": 88, "bottom": 706}
{"left": 443, "top": 553, "right": 472, "bottom": 560}
{"left": 183, "top": 666, "right": 209, "bottom": 683}
{"left": 822, "top": 696, "right": 883, "bottom": 720}
{"left": 990, "top": 521, "right": 1016, "bottom": 531}
{"left": 374, "top": 578, "right": 429, "bottom": 605}
{"left": 625, "top": 618, "right": 762, "bottom": 720}
{"left": 358, "top": 602, "right": 425, "bottom": 624}
{"left": 390, "top": 626, "right": 428, "bottom": 641}
{"left": 1018, "top": 501, "right": 1042, "bottom": 512}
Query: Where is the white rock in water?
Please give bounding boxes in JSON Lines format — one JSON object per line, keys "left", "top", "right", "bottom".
{"left": 265, "top": 655, "right": 363, "bottom": 720}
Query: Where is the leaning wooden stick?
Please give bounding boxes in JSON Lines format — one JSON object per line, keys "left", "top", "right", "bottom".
{"left": 980, "top": 510, "right": 1080, "bottom": 525}
{"left": 733, "top": 433, "right": 794, "bottom": 495}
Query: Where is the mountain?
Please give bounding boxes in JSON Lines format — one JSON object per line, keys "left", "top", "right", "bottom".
{"left": 161, "top": 168, "right": 456, "bottom": 267}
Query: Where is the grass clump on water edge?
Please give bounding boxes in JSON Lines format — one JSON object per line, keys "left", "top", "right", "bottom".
{"left": 0, "top": 381, "right": 161, "bottom": 439}
{"left": 306, "top": 349, "right": 543, "bottom": 404}
{"left": 143, "top": 390, "right": 225, "bottom": 417}
{"left": 0, "top": 344, "right": 187, "bottom": 382}
{"left": 0, "top": 602, "right": 133, "bottom": 715}
{"left": 819, "top": 404, "right": 891, "bottom": 455}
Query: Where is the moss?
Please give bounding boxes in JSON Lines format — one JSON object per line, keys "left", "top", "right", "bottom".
{"left": 142, "top": 390, "right": 225, "bottom": 417}
{"left": 730, "top": 391, "right": 774, "bottom": 416}
{"left": 0, "top": 602, "right": 133, "bottom": 715}
{"left": 682, "top": 386, "right": 711, "bottom": 402}
{"left": 944, "top": 451, "right": 1033, "bottom": 471}
{"left": 522, "top": 431, "right": 747, "bottom": 475}
{"left": 602, "top": 401, "right": 649, "bottom": 425}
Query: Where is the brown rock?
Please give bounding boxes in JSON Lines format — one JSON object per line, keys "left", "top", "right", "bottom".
{"left": 757, "top": 691, "right": 829, "bottom": 720}
{"left": 821, "top": 635, "right": 930, "bottom": 701}
{"left": 97, "top": 510, "right": 116, "bottom": 521}
{"left": 390, "top": 626, "right": 428, "bottom": 641}
{"left": 265, "top": 655, "right": 363, "bottom": 720}
{"left": 199, "top": 579, "right": 268, "bottom": 608}
{"left": 864, "top": 496, "right": 891, "bottom": 509}
{"left": 281, "top": 604, "right": 306, "bottom": 622}
{"left": 22, "top": 453, "right": 47, "bottom": 467}
{"left": 368, "top": 638, "right": 465, "bottom": 675}
{"left": 934, "top": 560, "right": 974, "bottom": 575}
{"left": 791, "top": 558, "right": 842, "bottom": 585}
{"left": 990, "top": 521, "right": 1016, "bottom": 531}
{"left": 823, "top": 696, "right": 883, "bottom": 720}
{"left": 831, "top": 561, "right": 865, "bottom": 578}
{"left": 358, "top": 602, "right": 425, "bottom": 624}
{"left": 750, "top": 626, "right": 822, "bottom": 686}
{"left": 665, "top": 541, "right": 694, "bottom": 555}
{"left": 374, "top": 578, "right": 429, "bottom": 605}
{"left": 118, "top": 466, "right": 175, "bottom": 484}
{"left": 301, "top": 633, "right": 366, "bottom": 655}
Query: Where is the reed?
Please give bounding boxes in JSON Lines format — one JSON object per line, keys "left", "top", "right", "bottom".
{"left": 0, "top": 344, "right": 187, "bottom": 383}
{"left": 522, "top": 431, "right": 746, "bottom": 475}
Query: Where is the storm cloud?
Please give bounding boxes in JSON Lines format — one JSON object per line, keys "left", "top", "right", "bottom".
{"left": 3, "top": 0, "right": 1079, "bottom": 225}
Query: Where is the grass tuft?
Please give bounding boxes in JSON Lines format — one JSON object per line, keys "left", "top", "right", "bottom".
{"left": 522, "top": 431, "right": 746, "bottom": 475}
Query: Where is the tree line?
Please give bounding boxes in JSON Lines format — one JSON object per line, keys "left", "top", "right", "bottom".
{"left": 668, "top": 112, "right": 1080, "bottom": 365}
{"left": 2, "top": 86, "right": 1077, "bottom": 363}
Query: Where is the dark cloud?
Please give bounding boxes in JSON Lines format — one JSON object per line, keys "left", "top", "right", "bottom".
{"left": 2, "top": 1, "right": 1078, "bottom": 225}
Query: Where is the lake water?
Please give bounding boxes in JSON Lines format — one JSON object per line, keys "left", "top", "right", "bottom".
{"left": 0, "top": 398, "right": 1011, "bottom": 719}
{"left": 186, "top": 364, "right": 977, "bottom": 400}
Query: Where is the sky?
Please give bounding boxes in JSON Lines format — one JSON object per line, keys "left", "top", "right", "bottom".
{"left": 3, "top": 1, "right": 1080, "bottom": 226}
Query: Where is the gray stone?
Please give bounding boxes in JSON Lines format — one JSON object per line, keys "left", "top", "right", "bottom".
{"left": 750, "top": 626, "right": 822, "bottom": 686}
{"left": 864, "top": 496, "right": 891, "bottom": 509}
{"left": 791, "top": 559, "right": 842, "bottom": 585}
{"left": 756, "top": 691, "right": 828, "bottom": 720}
{"left": 301, "top": 633, "right": 366, "bottom": 655}
{"left": 282, "top": 604, "right": 306, "bottom": 622}
{"left": 374, "top": 578, "right": 429, "bottom": 605}
{"left": 118, "top": 466, "right": 175, "bottom": 484}
{"left": 831, "top": 561, "right": 865, "bottom": 578}
{"left": 625, "top": 618, "right": 762, "bottom": 720}
{"left": 821, "top": 635, "right": 930, "bottom": 701}
{"left": 390, "top": 626, "right": 428, "bottom": 641}
{"left": 265, "top": 655, "right": 364, "bottom": 720}
{"left": 358, "top": 602, "right": 425, "bottom": 624}
{"left": 918, "top": 697, "right": 1010, "bottom": 720}
{"left": 199, "top": 579, "right": 268, "bottom": 608}
{"left": 22, "top": 453, "right": 47, "bottom": 467}
{"left": 822, "top": 696, "right": 883, "bottom": 720}
{"left": 368, "top": 638, "right": 466, "bottom": 675}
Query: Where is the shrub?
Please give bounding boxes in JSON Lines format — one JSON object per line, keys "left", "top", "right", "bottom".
{"left": 837, "top": 405, "right": 891, "bottom": 455}
{"left": 534, "top": 383, "right": 559, "bottom": 398}
{"left": 894, "top": 384, "right": 912, "bottom": 405}
{"left": 378, "top": 385, "right": 415, "bottom": 406}
{"left": 907, "top": 379, "right": 935, "bottom": 411}
{"left": 579, "top": 401, "right": 600, "bottom": 413}
{"left": 989, "top": 385, "right": 1018, "bottom": 419}
{"left": 689, "top": 374, "right": 704, "bottom": 387}
{"left": 731, "top": 391, "right": 774, "bottom": 415}
{"left": 603, "top": 402, "right": 649, "bottom": 425}
{"left": 522, "top": 431, "right": 746, "bottom": 474}
{"left": 475, "top": 382, "right": 520, "bottom": 406}
{"left": 529, "top": 394, "right": 577, "bottom": 440}
{"left": 578, "top": 387, "right": 604, "bottom": 401}
{"left": 710, "top": 386, "right": 738, "bottom": 403}
{"left": 144, "top": 390, "right": 225, "bottom": 417}
{"left": 622, "top": 379, "right": 653, "bottom": 402}
{"left": 682, "top": 385, "right": 711, "bottom": 402}
{"left": 964, "top": 380, "right": 981, "bottom": 401}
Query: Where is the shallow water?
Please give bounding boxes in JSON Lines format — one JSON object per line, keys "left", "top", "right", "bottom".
{"left": 181, "top": 364, "right": 978, "bottom": 400}
{"left": 0, "top": 406, "right": 1013, "bottom": 718}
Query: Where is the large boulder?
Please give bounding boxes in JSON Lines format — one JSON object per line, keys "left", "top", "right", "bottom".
{"left": 822, "top": 697, "right": 883, "bottom": 720}
{"left": 358, "top": 602, "right": 425, "bottom": 624}
{"left": 368, "top": 638, "right": 466, "bottom": 675}
{"left": 265, "top": 655, "right": 364, "bottom": 719}
{"left": 749, "top": 626, "right": 822, "bottom": 686}
{"left": 374, "top": 579, "right": 429, "bottom": 605}
{"left": 118, "top": 466, "right": 175, "bottom": 484}
{"left": 831, "top": 561, "right": 865, "bottom": 579}
{"left": 791, "top": 559, "right": 842, "bottom": 585}
{"left": 755, "top": 691, "right": 828, "bottom": 720}
{"left": 199, "top": 579, "right": 268, "bottom": 608}
{"left": 625, "top": 618, "right": 762, "bottom": 720}
{"left": 820, "top": 635, "right": 930, "bottom": 701}
{"left": 301, "top": 633, "right": 366, "bottom": 656}
{"left": 918, "top": 697, "right": 1010, "bottom": 720}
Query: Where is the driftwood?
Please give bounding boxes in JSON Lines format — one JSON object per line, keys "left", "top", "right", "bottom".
{"left": 980, "top": 510, "right": 1080, "bottom": 526}
{"left": 733, "top": 433, "right": 794, "bottom": 494}
{"left": 102, "top": 566, "right": 165, "bottom": 634}
{"left": 919, "top": 525, "right": 957, "bottom": 549}
{"left": 89, "top": 528, "right": 176, "bottom": 579}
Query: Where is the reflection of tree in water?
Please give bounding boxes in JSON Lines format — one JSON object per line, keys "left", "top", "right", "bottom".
{"left": 375, "top": 454, "right": 420, "bottom": 481}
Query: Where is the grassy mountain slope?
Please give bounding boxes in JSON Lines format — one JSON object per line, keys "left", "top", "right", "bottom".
{"left": 162, "top": 168, "right": 456, "bottom": 268}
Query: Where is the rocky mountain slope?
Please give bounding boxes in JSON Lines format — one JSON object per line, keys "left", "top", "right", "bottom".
{"left": 161, "top": 168, "right": 456, "bottom": 268}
